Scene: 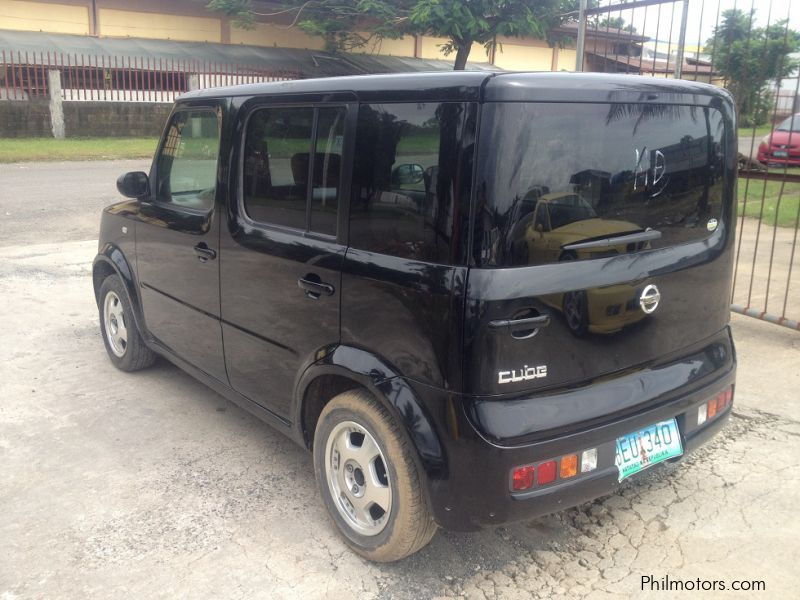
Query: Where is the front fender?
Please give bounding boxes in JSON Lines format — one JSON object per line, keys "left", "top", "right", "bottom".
{"left": 93, "top": 243, "right": 145, "bottom": 334}
{"left": 295, "top": 345, "right": 447, "bottom": 480}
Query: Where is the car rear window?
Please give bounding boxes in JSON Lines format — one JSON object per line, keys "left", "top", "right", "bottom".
{"left": 474, "top": 102, "right": 728, "bottom": 267}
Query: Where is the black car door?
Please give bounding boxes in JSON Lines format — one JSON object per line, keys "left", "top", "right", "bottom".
{"left": 135, "top": 104, "right": 227, "bottom": 382}
{"left": 219, "top": 101, "right": 352, "bottom": 420}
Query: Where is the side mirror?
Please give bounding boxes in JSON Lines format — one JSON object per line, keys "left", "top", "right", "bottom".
{"left": 391, "top": 163, "right": 425, "bottom": 186}
{"left": 116, "top": 171, "right": 149, "bottom": 199}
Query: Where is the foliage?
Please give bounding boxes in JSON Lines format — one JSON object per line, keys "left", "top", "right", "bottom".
{"left": 208, "top": 1, "right": 585, "bottom": 69}
{"left": 706, "top": 9, "right": 800, "bottom": 126}
{"left": 597, "top": 16, "right": 636, "bottom": 34}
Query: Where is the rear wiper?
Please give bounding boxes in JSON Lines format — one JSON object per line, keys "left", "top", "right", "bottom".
{"left": 561, "top": 228, "right": 661, "bottom": 251}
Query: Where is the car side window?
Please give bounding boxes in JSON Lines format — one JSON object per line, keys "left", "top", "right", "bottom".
{"left": 349, "top": 102, "right": 470, "bottom": 264}
{"left": 308, "top": 107, "right": 345, "bottom": 236}
{"left": 155, "top": 110, "right": 220, "bottom": 210}
{"left": 242, "top": 106, "right": 314, "bottom": 230}
{"left": 242, "top": 105, "right": 345, "bottom": 236}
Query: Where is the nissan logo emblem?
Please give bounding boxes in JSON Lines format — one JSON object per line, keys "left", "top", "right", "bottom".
{"left": 639, "top": 284, "right": 661, "bottom": 314}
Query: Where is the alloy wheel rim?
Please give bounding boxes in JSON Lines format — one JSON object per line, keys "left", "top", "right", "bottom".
{"left": 103, "top": 291, "right": 128, "bottom": 357}
{"left": 324, "top": 420, "right": 392, "bottom": 536}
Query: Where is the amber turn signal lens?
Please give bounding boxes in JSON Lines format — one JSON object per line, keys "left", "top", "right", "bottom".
{"left": 560, "top": 454, "right": 578, "bottom": 478}
{"left": 511, "top": 465, "right": 535, "bottom": 491}
{"left": 707, "top": 399, "right": 718, "bottom": 418}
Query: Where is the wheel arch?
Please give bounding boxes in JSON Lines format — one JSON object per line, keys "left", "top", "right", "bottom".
{"left": 295, "top": 345, "right": 447, "bottom": 482}
{"left": 93, "top": 244, "right": 146, "bottom": 334}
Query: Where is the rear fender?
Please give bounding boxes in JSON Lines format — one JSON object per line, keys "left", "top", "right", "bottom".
{"left": 294, "top": 345, "right": 447, "bottom": 480}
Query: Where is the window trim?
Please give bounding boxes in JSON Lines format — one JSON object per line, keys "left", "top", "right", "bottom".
{"left": 149, "top": 105, "right": 222, "bottom": 215}
{"left": 237, "top": 102, "right": 351, "bottom": 240}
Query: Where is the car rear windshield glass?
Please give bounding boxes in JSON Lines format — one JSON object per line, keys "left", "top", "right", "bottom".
{"left": 475, "top": 102, "right": 727, "bottom": 267}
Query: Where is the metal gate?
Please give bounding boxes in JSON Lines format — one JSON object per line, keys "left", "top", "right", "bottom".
{"left": 574, "top": 0, "right": 800, "bottom": 331}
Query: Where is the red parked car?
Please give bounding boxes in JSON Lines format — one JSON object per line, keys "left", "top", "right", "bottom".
{"left": 757, "top": 114, "right": 800, "bottom": 166}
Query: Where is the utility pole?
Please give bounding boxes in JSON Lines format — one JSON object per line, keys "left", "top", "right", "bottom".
{"left": 675, "top": 0, "right": 690, "bottom": 78}
{"left": 575, "top": 0, "right": 588, "bottom": 72}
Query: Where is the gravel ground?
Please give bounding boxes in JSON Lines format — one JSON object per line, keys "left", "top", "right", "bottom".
{"left": 1, "top": 161, "right": 799, "bottom": 599}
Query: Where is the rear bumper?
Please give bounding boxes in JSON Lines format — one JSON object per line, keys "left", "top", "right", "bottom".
{"left": 419, "top": 330, "right": 736, "bottom": 531}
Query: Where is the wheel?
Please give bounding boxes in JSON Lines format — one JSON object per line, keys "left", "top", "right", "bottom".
{"left": 562, "top": 289, "right": 589, "bottom": 337}
{"left": 313, "top": 389, "right": 437, "bottom": 562}
{"left": 98, "top": 275, "right": 156, "bottom": 372}
{"left": 558, "top": 251, "right": 589, "bottom": 337}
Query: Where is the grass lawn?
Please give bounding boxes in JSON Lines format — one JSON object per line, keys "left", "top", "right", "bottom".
{"left": 0, "top": 137, "right": 159, "bottom": 162}
{"left": 738, "top": 173, "right": 800, "bottom": 228}
{"left": 738, "top": 125, "right": 773, "bottom": 139}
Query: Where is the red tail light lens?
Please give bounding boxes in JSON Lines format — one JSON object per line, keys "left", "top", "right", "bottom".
{"left": 511, "top": 465, "right": 535, "bottom": 491}
{"left": 537, "top": 460, "right": 557, "bottom": 485}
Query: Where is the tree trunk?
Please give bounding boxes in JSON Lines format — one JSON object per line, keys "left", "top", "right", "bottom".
{"left": 453, "top": 42, "right": 471, "bottom": 70}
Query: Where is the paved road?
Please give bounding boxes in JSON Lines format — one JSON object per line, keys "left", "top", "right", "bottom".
{"left": 0, "top": 160, "right": 149, "bottom": 248}
{"left": 738, "top": 136, "right": 757, "bottom": 158}
{"left": 1, "top": 162, "right": 799, "bottom": 598}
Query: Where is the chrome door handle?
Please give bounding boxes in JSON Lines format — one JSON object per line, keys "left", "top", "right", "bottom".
{"left": 193, "top": 243, "right": 217, "bottom": 262}
{"left": 489, "top": 314, "right": 550, "bottom": 339}
{"left": 298, "top": 276, "right": 335, "bottom": 299}
{"left": 488, "top": 315, "right": 551, "bottom": 330}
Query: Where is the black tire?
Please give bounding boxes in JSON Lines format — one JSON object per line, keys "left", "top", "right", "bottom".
{"left": 313, "top": 389, "right": 437, "bottom": 562}
{"left": 558, "top": 251, "right": 589, "bottom": 337}
{"left": 98, "top": 275, "right": 156, "bottom": 372}
{"left": 562, "top": 289, "right": 590, "bottom": 337}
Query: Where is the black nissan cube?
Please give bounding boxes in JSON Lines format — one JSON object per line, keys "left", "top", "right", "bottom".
{"left": 94, "top": 72, "right": 737, "bottom": 561}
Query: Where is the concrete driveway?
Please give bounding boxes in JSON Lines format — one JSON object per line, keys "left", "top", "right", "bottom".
{"left": 1, "top": 161, "right": 799, "bottom": 599}
{"left": 738, "top": 136, "right": 757, "bottom": 158}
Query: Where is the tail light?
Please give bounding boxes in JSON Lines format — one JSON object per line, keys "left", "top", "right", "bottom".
{"left": 511, "top": 447, "right": 597, "bottom": 492}
{"left": 698, "top": 386, "right": 733, "bottom": 425}
{"left": 511, "top": 465, "right": 535, "bottom": 491}
{"left": 537, "top": 460, "right": 557, "bottom": 485}
{"left": 560, "top": 455, "right": 578, "bottom": 478}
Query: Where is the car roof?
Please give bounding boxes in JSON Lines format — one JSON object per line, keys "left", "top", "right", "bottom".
{"left": 179, "top": 71, "right": 732, "bottom": 106}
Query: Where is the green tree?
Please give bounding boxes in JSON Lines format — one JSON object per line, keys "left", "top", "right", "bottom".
{"left": 597, "top": 16, "right": 636, "bottom": 34}
{"left": 208, "top": 0, "right": 583, "bottom": 70}
{"left": 706, "top": 8, "right": 800, "bottom": 126}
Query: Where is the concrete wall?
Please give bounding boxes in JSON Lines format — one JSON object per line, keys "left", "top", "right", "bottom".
{"left": 0, "top": 100, "right": 171, "bottom": 137}
{"left": 62, "top": 102, "right": 171, "bottom": 136}
{"left": 230, "top": 22, "right": 325, "bottom": 50}
{"left": 97, "top": 8, "right": 221, "bottom": 42}
{"left": 0, "top": 99, "right": 51, "bottom": 136}
{"left": 0, "top": 0, "right": 90, "bottom": 35}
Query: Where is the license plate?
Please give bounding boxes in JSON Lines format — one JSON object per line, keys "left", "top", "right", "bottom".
{"left": 774, "top": 150, "right": 788, "bottom": 157}
{"left": 614, "top": 419, "right": 682, "bottom": 481}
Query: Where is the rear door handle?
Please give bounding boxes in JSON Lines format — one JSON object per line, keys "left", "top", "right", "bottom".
{"left": 298, "top": 275, "right": 335, "bottom": 299}
{"left": 489, "top": 314, "right": 550, "bottom": 339}
{"left": 193, "top": 242, "right": 217, "bottom": 262}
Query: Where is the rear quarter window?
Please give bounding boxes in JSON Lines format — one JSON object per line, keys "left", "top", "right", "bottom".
{"left": 349, "top": 101, "right": 475, "bottom": 264}
{"left": 475, "top": 102, "right": 728, "bottom": 267}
